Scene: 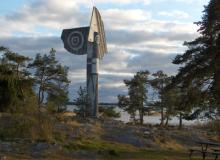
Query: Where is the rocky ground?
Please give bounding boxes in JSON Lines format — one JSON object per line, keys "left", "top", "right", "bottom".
{"left": 0, "top": 113, "right": 219, "bottom": 160}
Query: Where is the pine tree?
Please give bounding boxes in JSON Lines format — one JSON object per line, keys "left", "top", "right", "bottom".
{"left": 173, "top": 0, "right": 220, "bottom": 106}
{"left": 118, "top": 95, "right": 136, "bottom": 122}
{"left": 29, "top": 48, "right": 69, "bottom": 107}
{"left": 0, "top": 46, "right": 34, "bottom": 112}
{"left": 47, "top": 64, "right": 70, "bottom": 112}
{"left": 151, "top": 70, "right": 169, "bottom": 126}
{"left": 74, "top": 86, "right": 90, "bottom": 118}
{"left": 118, "top": 71, "right": 150, "bottom": 124}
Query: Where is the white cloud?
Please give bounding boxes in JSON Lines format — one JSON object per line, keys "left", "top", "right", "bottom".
{"left": 158, "top": 0, "right": 209, "bottom": 5}
{"left": 100, "top": 82, "right": 125, "bottom": 88}
{"left": 96, "top": 0, "right": 152, "bottom": 5}
{"left": 158, "top": 10, "right": 189, "bottom": 19}
{"left": 0, "top": 0, "right": 205, "bottom": 102}
{"left": 173, "top": 0, "right": 209, "bottom": 4}
{"left": 102, "top": 9, "right": 151, "bottom": 30}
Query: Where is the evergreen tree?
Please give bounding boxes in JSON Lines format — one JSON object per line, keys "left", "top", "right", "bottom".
{"left": 173, "top": 0, "right": 220, "bottom": 107}
{"left": 47, "top": 64, "right": 70, "bottom": 112}
{"left": 29, "top": 48, "right": 69, "bottom": 107}
{"left": 118, "top": 71, "right": 150, "bottom": 124}
{"left": 118, "top": 95, "right": 137, "bottom": 122}
{"left": 74, "top": 86, "right": 90, "bottom": 118}
{"left": 4, "top": 50, "right": 31, "bottom": 78}
{"left": 167, "top": 78, "right": 203, "bottom": 128}
{"left": 162, "top": 86, "right": 178, "bottom": 126}
{"left": 151, "top": 70, "right": 169, "bottom": 126}
{"left": 0, "top": 46, "right": 34, "bottom": 112}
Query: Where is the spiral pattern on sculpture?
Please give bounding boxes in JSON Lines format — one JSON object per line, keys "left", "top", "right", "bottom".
{"left": 67, "top": 31, "right": 84, "bottom": 51}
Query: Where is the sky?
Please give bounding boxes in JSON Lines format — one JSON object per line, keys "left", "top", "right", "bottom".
{"left": 0, "top": 0, "right": 209, "bottom": 102}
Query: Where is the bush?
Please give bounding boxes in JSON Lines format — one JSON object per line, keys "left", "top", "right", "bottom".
{"left": 99, "top": 106, "right": 121, "bottom": 118}
{"left": 0, "top": 112, "right": 54, "bottom": 142}
{"left": 204, "top": 120, "right": 220, "bottom": 132}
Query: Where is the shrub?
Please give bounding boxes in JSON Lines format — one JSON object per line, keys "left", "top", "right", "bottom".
{"left": 99, "top": 106, "right": 121, "bottom": 118}
{"left": 0, "top": 94, "right": 55, "bottom": 142}
{"left": 204, "top": 120, "right": 220, "bottom": 132}
{"left": 0, "top": 112, "right": 54, "bottom": 142}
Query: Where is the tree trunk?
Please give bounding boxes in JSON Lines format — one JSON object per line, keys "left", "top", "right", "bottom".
{"left": 139, "top": 108, "right": 144, "bottom": 125}
{"left": 40, "top": 88, "right": 44, "bottom": 105}
{"left": 165, "top": 115, "right": 169, "bottom": 126}
{"left": 38, "top": 70, "right": 45, "bottom": 107}
{"left": 131, "top": 112, "right": 136, "bottom": 124}
{"left": 178, "top": 113, "right": 183, "bottom": 129}
{"left": 57, "top": 105, "right": 61, "bottom": 112}
{"left": 38, "top": 87, "right": 42, "bottom": 107}
{"left": 160, "top": 106, "right": 164, "bottom": 126}
{"left": 83, "top": 107, "right": 86, "bottom": 118}
{"left": 16, "top": 64, "right": 19, "bottom": 78}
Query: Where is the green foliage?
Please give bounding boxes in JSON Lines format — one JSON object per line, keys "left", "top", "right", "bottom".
{"left": 0, "top": 96, "right": 54, "bottom": 142}
{"left": 74, "top": 86, "right": 90, "bottom": 118}
{"left": 0, "top": 113, "right": 54, "bottom": 142}
{"left": 47, "top": 64, "right": 70, "bottom": 112}
{"left": 150, "top": 70, "right": 170, "bottom": 126}
{"left": 172, "top": 0, "right": 220, "bottom": 107}
{"left": 0, "top": 47, "right": 69, "bottom": 143}
{"left": 99, "top": 106, "right": 121, "bottom": 118}
{"left": 118, "top": 95, "right": 134, "bottom": 119}
{"left": 162, "top": 87, "right": 179, "bottom": 119}
{"left": 118, "top": 71, "right": 150, "bottom": 124}
{"left": 0, "top": 46, "right": 34, "bottom": 112}
{"left": 29, "top": 48, "right": 70, "bottom": 108}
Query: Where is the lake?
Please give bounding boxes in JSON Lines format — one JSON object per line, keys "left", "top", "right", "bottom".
{"left": 67, "top": 105, "right": 203, "bottom": 126}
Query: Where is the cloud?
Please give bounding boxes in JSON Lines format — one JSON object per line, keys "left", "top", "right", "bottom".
{"left": 127, "top": 50, "right": 178, "bottom": 75}
{"left": 107, "top": 29, "right": 196, "bottom": 46}
{"left": 102, "top": 9, "right": 152, "bottom": 31}
{"left": 158, "top": 10, "right": 189, "bottom": 19}
{"left": 0, "top": 0, "right": 204, "bottom": 102}
{"left": 96, "top": 0, "right": 152, "bottom": 5}
{"left": 0, "top": 0, "right": 198, "bottom": 39}
{"left": 173, "top": 0, "right": 209, "bottom": 4}
{"left": 0, "top": 0, "right": 90, "bottom": 37}
{"left": 0, "top": 35, "right": 179, "bottom": 102}
{"left": 158, "top": 0, "right": 209, "bottom": 5}
{"left": 0, "top": 0, "right": 153, "bottom": 37}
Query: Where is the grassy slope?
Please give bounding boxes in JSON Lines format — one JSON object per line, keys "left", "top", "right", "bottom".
{"left": 0, "top": 113, "right": 218, "bottom": 160}
{"left": 3, "top": 150, "right": 205, "bottom": 160}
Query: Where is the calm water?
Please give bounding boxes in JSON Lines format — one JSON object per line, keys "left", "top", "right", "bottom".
{"left": 67, "top": 105, "right": 203, "bottom": 126}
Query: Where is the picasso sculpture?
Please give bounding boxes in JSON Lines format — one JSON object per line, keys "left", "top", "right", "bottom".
{"left": 61, "top": 7, "right": 107, "bottom": 117}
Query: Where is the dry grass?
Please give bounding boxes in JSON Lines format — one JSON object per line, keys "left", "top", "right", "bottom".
{"left": 153, "top": 136, "right": 185, "bottom": 151}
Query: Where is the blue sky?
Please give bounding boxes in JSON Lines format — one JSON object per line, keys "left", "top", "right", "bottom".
{"left": 0, "top": 0, "right": 29, "bottom": 14}
{"left": 0, "top": 0, "right": 209, "bottom": 36}
{"left": 0, "top": 0, "right": 210, "bottom": 102}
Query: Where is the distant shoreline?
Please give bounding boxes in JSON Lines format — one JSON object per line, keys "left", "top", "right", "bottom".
{"left": 66, "top": 105, "right": 204, "bottom": 126}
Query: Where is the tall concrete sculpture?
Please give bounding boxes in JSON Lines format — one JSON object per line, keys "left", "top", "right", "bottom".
{"left": 61, "top": 7, "right": 107, "bottom": 117}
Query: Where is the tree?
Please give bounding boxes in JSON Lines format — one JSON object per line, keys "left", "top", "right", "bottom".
{"left": 150, "top": 76, "right": 179, "bottom": 127}
{"left": 29, "top": 49, "right": 57, "bottom": 106}
{"left": 176, "top": 85, "right": 203, "bottom": 129}
{"left": 172, "top": 0, "right": 220, "bottom": 107}
{"left": 4, "top": 50, "right": 31, "bottom": 78}
{"left": 47, "top": 64, "right": 70, "bottom": 112}
{"left": 165, "top": 80, "right": 203, "bottom": 129}
{"left": 118, "top": 71, "right": 150, "bottom": 124}
{"left": 29, "top": 48, "right": 69, "bottom": 108}
{"left": 118, "top": 95, "right": 137, "bottom": 122}
{"left": 163, "top": 87, "right": 177, "bottom": 126}
{"left": 150, "top": 71, "right": 169, "bottom": 126}
{"left": 99, "top": 106, "right": 121, "bottom": 118}
{"left": 0, "top": 46, "right": 34, "bottom": 112}
{"left": 74, "top": 86, "right": 90, "bottom": 118}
